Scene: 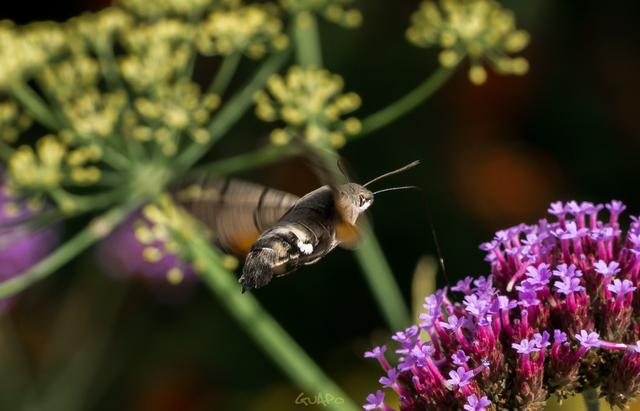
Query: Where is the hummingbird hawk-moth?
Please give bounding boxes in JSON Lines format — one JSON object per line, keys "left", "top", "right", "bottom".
{"left": 176, "top": 158, "right": 420, "bottom": 292}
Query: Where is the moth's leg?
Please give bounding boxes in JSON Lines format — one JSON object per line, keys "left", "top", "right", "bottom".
{"left": 304, "top": 246, "right": 333, "bottom": 265}
{"left": 275, "top": 262, "right": 304, "bottom": 278}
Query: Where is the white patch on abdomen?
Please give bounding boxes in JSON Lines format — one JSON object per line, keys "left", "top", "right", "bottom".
{"left": 297, "top": 241, "right": 313, "bottom": 255}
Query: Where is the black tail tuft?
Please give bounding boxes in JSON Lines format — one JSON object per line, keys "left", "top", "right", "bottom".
{"left": 240, "top": 254, "right": 274, "bottom": 293}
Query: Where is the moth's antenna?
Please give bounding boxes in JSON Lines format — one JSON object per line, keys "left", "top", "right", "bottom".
{"left": 337, "top": 160, "right": 350, "bottom": 182}
{"left": 363, "top": 160, "right": 421, "bottom": 187}
{"left": 372, "top": 185, "right": 450, "bottom": 291}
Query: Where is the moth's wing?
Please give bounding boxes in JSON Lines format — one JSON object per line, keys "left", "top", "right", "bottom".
{"left": 301, "top": 145, "right": 369, "bottom": 249}
{"left": 334, "top": 204, "right": 374, "bottom": 250}
{"left": 335, "top": 219, "right": 363, "bottom": 249}
{"left": 175, "top": 176, "right": 299, "bottom": 258}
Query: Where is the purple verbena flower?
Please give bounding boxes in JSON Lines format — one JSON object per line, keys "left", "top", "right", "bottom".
{"left": 594, "top": 260, "right": 621, "bottom": 278}
{"left": 554, "top": 277, "right": 585, "bottom": 294}
{"left": 364, "top": 390, "right": 390, "bottom": 411}
{"left": 452, "top": 350, "right": 470, "bottom": 365}
{"left": 365, "top": 346, "right": 387, "bottom": 359}
{"left": 440, "top": 315, "right": 465, "bottom": 330}
{"left": 554, "top": 329, "right": 567, "bottom": 344}
{"left": 452, "top": 277, "right": 474, "bottom": 294}
{"left": 447, "top": 367, "right": 474, "bottom": 387}
{"left": 379, "top": 369, "right": 399, "bottom": 388}
{"left": 366, "top": 200, "right": 640, "bottom": 411}
{"left": 553, "top": 263, "right": 582, "bottom": 279}
{"left": 512, "top": 339, "right": 540, "bottom": 354}
{"left": 534, "top": 331, "right": 551, "bottom": 348}
{"left": 576, "top": 330, "right": 602, "bottom": 349}
{"left": 608, "top": 279, "right": 636, "bottom": 296}
{"left": 464, "top": 394, "right": 491, "bottom": 411}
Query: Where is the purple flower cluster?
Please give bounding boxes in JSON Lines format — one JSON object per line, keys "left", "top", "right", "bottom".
{"left": 364, "top": 200, "right": 640, "bottom": 411}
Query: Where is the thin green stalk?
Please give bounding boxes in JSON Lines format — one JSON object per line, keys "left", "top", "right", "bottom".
{"left": 49, "top": 186, "right": 129, "bottom": 213}
{"left": 101, "top": 146, "right": 132, "bottom": 171}
{"left": 353, "top": 235, "right": 411, "bottom": 331}
{"left": 356, "top": 65, "right": 457, "bottom": 138}
{"left": 94, "top": 170, "right": 127, "bottom": 187}
{"left": 0, "top": 141, "right": 14, "bottom": 161}
{"left": 174, "top": 48, "right": 292, "bottom": 171}
{"left": 28, "top": 282, "right": 130, "bottom": 411}
{"left": 208, "top": 52, "right": 242, "bottom": 96}
{"left": 96, "top": 43, "right": 123, "bottom": 90}
{"left": 0, "top": 317, "right": 36, "bottom": 408}
{"left": 9, "top": 83, "right": 63, "bottom": 131}
{"left": 293, "top": 12, "right": 323, "bottom": 67}
{"left": 188, "top": 234, "right": 360, "bottom": 411}
{"left": 190, "top": 144, "right": 296, "bottom": 176}
{"left": 0, "top": 201, "right": 140, "bottom": 298}
{"left": 582, "top": 388, "right": 600, "bottom": 411}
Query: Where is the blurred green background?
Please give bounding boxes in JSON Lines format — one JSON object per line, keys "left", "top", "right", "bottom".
{"left": 2, "top": 0, "right": 640, "bottom": 410}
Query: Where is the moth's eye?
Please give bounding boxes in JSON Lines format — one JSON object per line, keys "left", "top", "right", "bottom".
{"left": 359, "top": 195, "right": 366, "bottom": 207}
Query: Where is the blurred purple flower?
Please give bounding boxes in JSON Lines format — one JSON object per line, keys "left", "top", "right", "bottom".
{"left": 0, "top": 177, "right": 59, "bottom": 312}
{"left": 96, "top": 210, "right": 198, "bottom": 302}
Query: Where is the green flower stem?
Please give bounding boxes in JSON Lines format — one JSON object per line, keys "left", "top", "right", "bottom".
{"left": 354, "top": 234, "right": 411, "bottom": 332}
{"left": 9, "top": 83, "right": 63, "bottom": 131}
{"left": 74, "top": 190, "right": 129, "bottom": 211}
{"left": 27, "top": 281, "right": 129, "bottom": 411}
{"left": 355, "top": 65, "right": 457, "bottom": 138}
{"left": 0, "top": 201, "right": 140, "bottom": 299}
{"left": 582, "top": 388, "right": 600, "bottom": 411}
{"left": 0, "top": 317, "right": 36, "bottom": 406}
{"left": 207, "top": 52, "right": 243, "bottom": 96}
{"left": 188, "top": 233, "right": 360, "bottom": 411}
{"left": 95, "top": 170, "right": 127, "bottom": 187}
{"left": 293, "top": 12, "right": 323, "bottom": 67}
{"left": 96, "top": 43, "right": 124, "bottom": 91}
{"left": 174, "top": 48, "right": 292, "bottom": 171}
{"left": 101, "top": 146, "right": 132, "bottom": 171}
{"left": 0, "top": 141, "right": 14, "bottom": 161}
{"left": 191, "top": 144, "right": 296, "bottom": 176}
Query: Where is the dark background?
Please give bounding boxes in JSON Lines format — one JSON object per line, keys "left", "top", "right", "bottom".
{"left": 2, "top": 0, "right": 640, "bottom": 410}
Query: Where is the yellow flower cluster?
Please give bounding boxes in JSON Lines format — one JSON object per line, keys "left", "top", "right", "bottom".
{"left": 38, "top": 54, "right": 100, "bottom": 102}
{"left": 37, "top": 53, "right": 128, "bottom": 144}
{"left": 9, "top": 135, "right": 67, "bottom": 189}
{"left": 8, "top": 134, "right": 103, "bottom": 190}
{"left": 134, "top": 193, "right": 197, "bottom": 284}
{"left": 68, "top": 7, "right": 133, "bottom": 51}
{"left": 62, "top": 89, "right": 128, "bottom": 142}
{"left": 197, "top": 3, "right": 288, "bottom": 59}
{"left": 0, "top": 98, "right": 32, "bottom": 144}
{"left": 279, "top": 0, "right": 362, "bottom": 28}
{"left": 8, "top": 134, "right": 102, "bottom": 191}
{"left": 118, "top": 0, "right": 219, "bottom": 20}
{"left": 128, "top": 78, "right": 220, "bottom": 156}
{"left": 406, "top": 0, "right": 530, "bottom": 85}
{"left": 119, "top": 20, "right": 197, "bottom": 92}
{"left": 0, "top": 20, "right": 66, "bottom": 88}
{"left": 254, "top": 66, "right": 361, "bottom": 148}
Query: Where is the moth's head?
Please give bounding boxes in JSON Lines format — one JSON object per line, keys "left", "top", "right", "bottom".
{"left": 355, "top": 186, "right": 374, "bottom": 213}
{"left": 337, "top": 183, "right": 374, "bottom": 224}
